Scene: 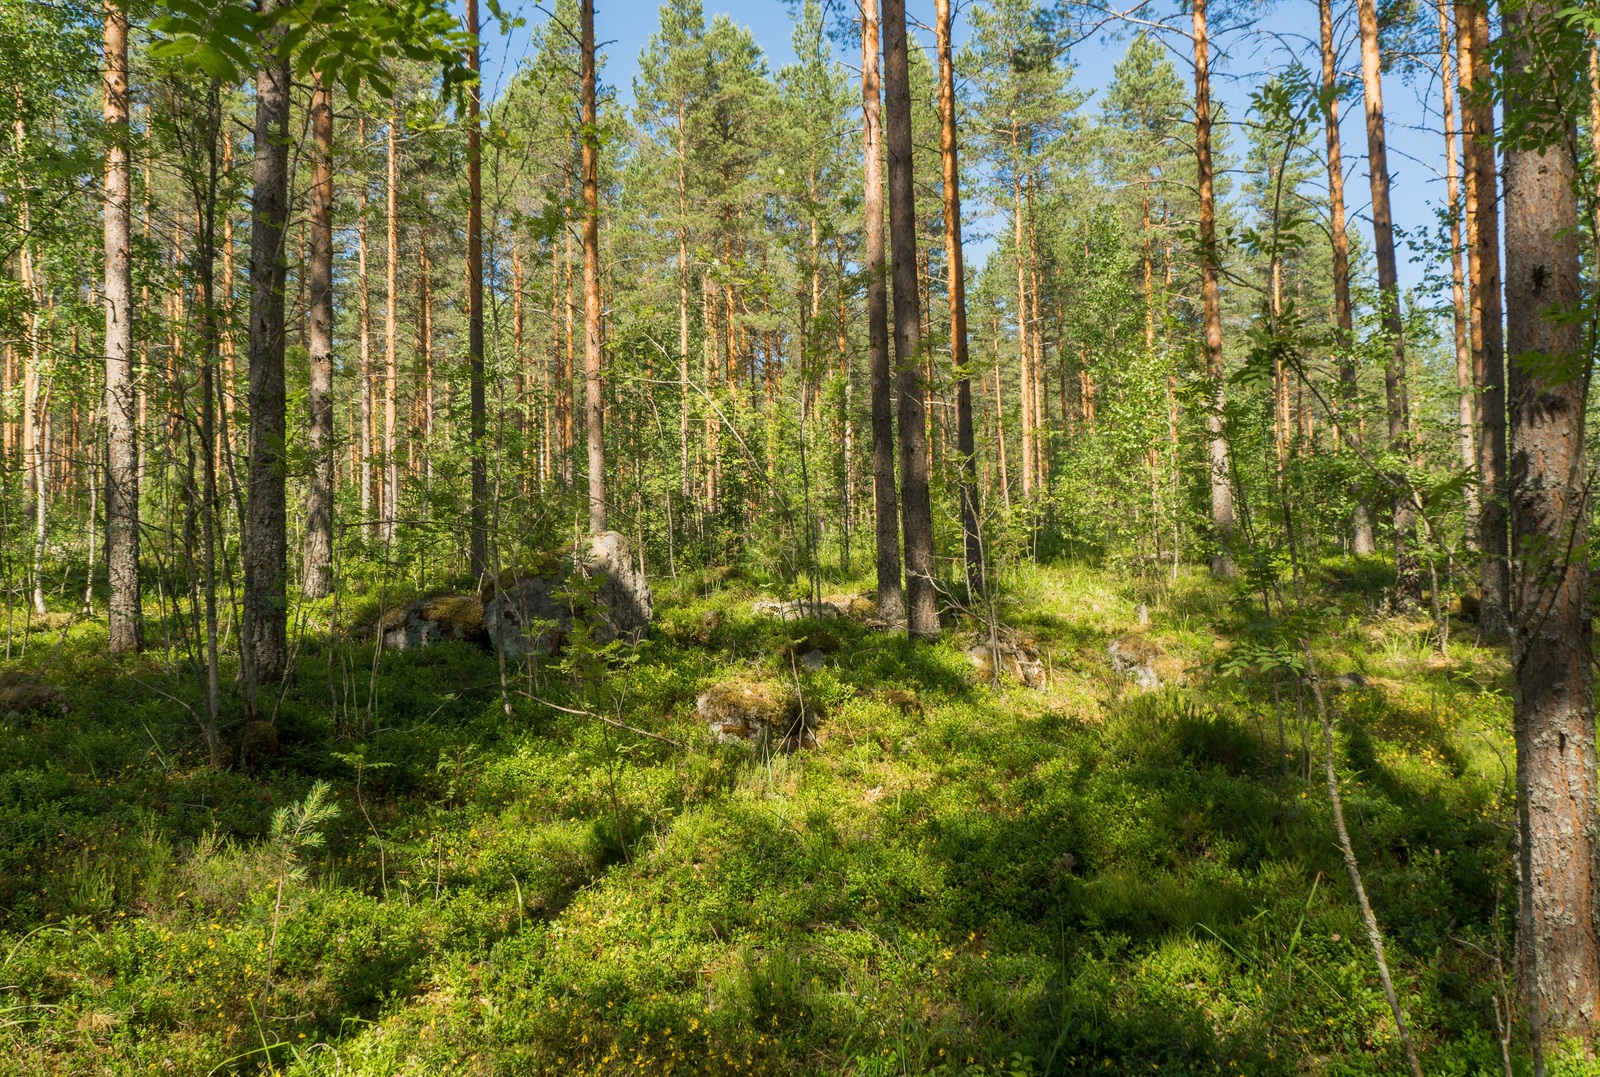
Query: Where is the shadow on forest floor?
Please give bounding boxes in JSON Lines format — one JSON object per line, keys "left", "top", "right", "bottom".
{"left": 0, "top": 558, "right": 1528, "bottom": 1076}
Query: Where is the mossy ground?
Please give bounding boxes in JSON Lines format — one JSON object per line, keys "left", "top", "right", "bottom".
{"left": 0, "top": 559, "right": 1569, "bottom": 1075}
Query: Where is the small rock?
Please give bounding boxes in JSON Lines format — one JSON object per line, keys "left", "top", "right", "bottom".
{"left": 238, "top": 720, "right": 279, "bottom": 766}
{"left": 1331, "top": 671, "right": 1367, "bottom": 691}
{"left": 1108, "top": 635, "right": 1163, "bottom": 690}
{"left": 968, "top": 639, "right": 1045, "bottom": 688}
{"left": 0, "top": 675, "right": 65, "bottom": 714}
{"left": 697, "top": 679, "right": 814, "bottom": 750}
{"left": 799, "top": 649, "right": 826, "bottom": 672}
{"left": 752, "top": 598, "right": 844, "bottom": 621}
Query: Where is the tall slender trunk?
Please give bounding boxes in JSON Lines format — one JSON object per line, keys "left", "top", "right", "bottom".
{"left": 190, "top": 83, "right": 224, "bottom": 765}
{"left": 862, "top": 0, "right": 902, "bottom": 623}
{"left": 993, "top": 328, "right": 1010, "bottom": 509}
{"left": 302, "top": 74, "right": 335, "bottom": 600}
{"left": 679, "top": 103, "right": 693, "bottom": 503}
{"left": 836, "top": 237, "right": 855, "bottom": 573}
{"left": 937, "top": 0, "right": 979, "bottom": 595}
{"left": 102, "top": 2, "right": 140, "bottom": 653}
{"left": 562, "top": 203, "right": 575, "bottom": 487}
{"left": 466, "top": 0, "right": 489, "bottom": 574}
{"left": 421, "top": 235, "right": 434, "bottom": 481}
{"left": 1504, "top": 0, "right": 1596, "bottom": 1056}
{"left": 580, "top": 0, "right": 606, "bottom": 534}
{"left": 1460, "top": 0, "right": 1509, "bottom": 638}
{"left": 1436, "top": 1, "right": 1478, "bottom": 546}
{"left": 883, "top": 0, "right": 936, "bottom": 639}
{"left": 1193, "top": 0, "right": 1233, "bottom": 576}
{"left": 1356, "top": 0, "right": 1420, "bottom": 603}
{"left": 356, "top": 117, "right": 374, "bottom": 533}
{"left": 1321, "top": 0, "right": 1374, "bottom": 555}
{"left": 511, "top": 234, "right": 524, "bottom": 488}
{"left": 1013, "top": 168, "right": 1033, "bottom": 498}
{"left": 16, "top": 155, "right": 47, "bottom": 620}
{"left": 242, "top": 7, "right": 291, "bottom": 710}
{"left": 384, "top": 103, "right": 400, "bottom": 542}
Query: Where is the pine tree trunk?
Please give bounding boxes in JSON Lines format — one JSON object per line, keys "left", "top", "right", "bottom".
{"left": 883, "top": 0, "right": 937, "bottom": 639}
{"left": 302, "top": 74, "right": 335, "bottom": 600}
{"left": 1503, "top": 0, "right": 1597, "bottom": 1052}
{"left": 356, "top": 117, "right": 374, "bottom": 534}
{"left": 1436, "top": 3, "right": 1479, "bottom": 547}
{"left": 384, "top": 103, "right": 400, "bottom": 542}
{"left": 581, "top": 0, "right": 606, "bottom": 534}
{"left": 1193, "top": 0, "right": 1234, "bottom": 576}
{"left": 862, "top": 0, "right": 903, "bottom": 624}
{"left": 1013, "top": 170, "right": 1033, "bottom": 499}
{"left": 242, "top": 12, "right": 291, "bottom": 708}
{"left": 679, "top": 106, "right": 693, "bottom": 503}
{"left": 1460, "top": 0, "right": 1509, "bottom": 639}
{"left": 936, "top": 0, "right": 978, "bottom": 595}
{"left": 466, "top": 0, "right": 489, "bottom": 575}
{"left": 1321, "top": 0, "right": 1374, "bottom": 555}
{"left": 102, "top": 2, "right": 140, "bottom": 653}
{"left": 1356, "top": 0, "right": 1420, "bottom": 604}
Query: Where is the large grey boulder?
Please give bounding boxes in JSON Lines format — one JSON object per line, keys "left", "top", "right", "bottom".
{"left": 484, "top": 531, "right": 653, "bottom": 659}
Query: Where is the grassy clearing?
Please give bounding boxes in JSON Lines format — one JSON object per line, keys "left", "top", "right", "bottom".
{"left": 0, "top": 559, "right": 1554, "bottom": 1075}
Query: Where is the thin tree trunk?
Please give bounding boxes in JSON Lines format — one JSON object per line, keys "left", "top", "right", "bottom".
{"left": 1321, "top": 0, "right": 1374, "bottom": 555}
{"left": 102, "top": 2, "right": 140, "bottom": 653}
{"left": 302, "top": 73, "right": 335, "bottom": 600}
{"left": 862, "top": 0, "right": 903, "bottom": 623}
{"left": 1504, "top": 0, "right": 1596, "bottom": 1055}
{"left": 1013, "top": 169, "right": 1033, "bottom": 498}
{"left": 356, "top": 117, "right": 374, "bottom": 534}
{"left": 883, "top": 0, "right": 936, "bottom": 639}
{"left": 1356, "top": 0, "right": 1420, "bottom": 604}
{"left": 679, "top": 105, "right": 693, "bottom": 503}
{"left": 1437, "top": 1, "right": 1478, "bottom": 547}
{"left": 1193, "top": 0, "right": 1234, "bottom": 576}
{"left": 384, "top": 102, "right": 400, "bottom": 542}
{"left": 243, "top": 8, "right": 291, "bottom": 710}
{"left": 937, "top": 0, "right": 979, "bottom": 596}
{"left": 1461, "top": 0, "right": 1509, "bottom": 638}
{"left": 581, "top": 0, "right": 606, "bottom": 534}
{"left": 467, "top": 0, "right": 489, "bottom": 574}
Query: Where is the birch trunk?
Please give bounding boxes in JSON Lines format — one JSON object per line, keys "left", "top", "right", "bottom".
{"left": 103, "top": 2, "right": 140, "bottom": 653}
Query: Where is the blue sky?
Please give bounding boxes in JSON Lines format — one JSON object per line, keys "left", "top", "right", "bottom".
{"left": 472, "top": 0, "right": 1450, "bottom": 291}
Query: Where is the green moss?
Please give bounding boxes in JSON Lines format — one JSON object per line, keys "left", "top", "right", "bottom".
{"left": 0, "top": 563, "right": 1522, "bottom": 1076}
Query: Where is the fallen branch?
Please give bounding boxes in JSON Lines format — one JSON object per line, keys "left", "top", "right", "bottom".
{"left": 517, "top": 692, "right": 682, "bottom": 747}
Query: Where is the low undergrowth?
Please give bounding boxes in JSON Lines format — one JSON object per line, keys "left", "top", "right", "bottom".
{"left": 0, "top": 559, "right": 1553, "bottom": 1075}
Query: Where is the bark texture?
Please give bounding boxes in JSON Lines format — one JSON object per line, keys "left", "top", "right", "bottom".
{"left": 302, "top": 74, "right": 335, "bottom": 600}
{"left": 467, "top": 0, "right": 489, "bottom": 575}
{"left": 582, "top": 0, "right": 606, "bottom": 534}
{"left": 883, "top": 0, "right": 937, "bottom": 639}
{"left": 243, "top": 14, "right": 291, "bottom": 707}
{"left": 1356, "top": 0, "right": 1421, "bottom": 604}
{"left": 102, "top": 1, "right": 140, "bottom": 653}
{"left": 861, "top": 0, "right": 903, "bottom": 625}
{"left": 1503, "top": 0, "right": 1598, "bottom": 1048}
{"left": 1461, "top": 0, "right": 1509, "bottom": 639}
{"left": 935, "top": 0, "right": 980, "bottom": 597}
{"left": 1193, "top": 0, "right": 1233, "bottom": 576}
{"left": 1319, "top": 0, "right": 1374, "bottom": 556}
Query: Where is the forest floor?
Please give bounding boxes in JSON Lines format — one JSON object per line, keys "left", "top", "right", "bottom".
{"left": 0, "top": 557, "right": 1552, "bottom": 1076}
